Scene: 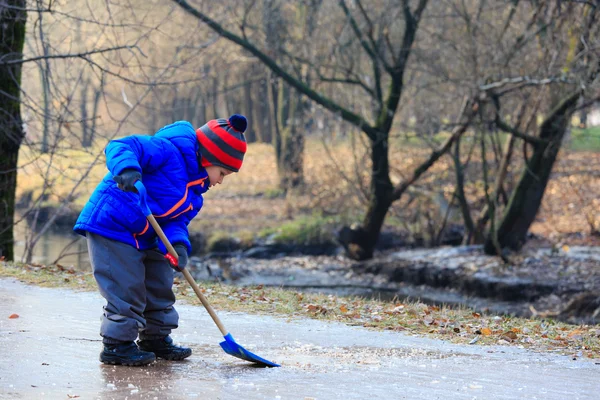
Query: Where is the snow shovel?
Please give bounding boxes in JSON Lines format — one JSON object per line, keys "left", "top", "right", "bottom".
{"left": 134, "top": 181, "right": 280, "bottom": 367}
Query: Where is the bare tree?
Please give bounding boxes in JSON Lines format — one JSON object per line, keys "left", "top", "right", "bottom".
{"left": 485, "top": 1, "right": 600, "bottom": 253}
{"left": 172, "top": 0, "right": 455, "bottom": 259}
{"left": 402, "top": 0, "right": 600, "bottom": 256}
{"left": 2, "top": 0, "right": 218, "bottom": 262}
{"left": 0, "top": 0, "right": 27, "bottom": 261}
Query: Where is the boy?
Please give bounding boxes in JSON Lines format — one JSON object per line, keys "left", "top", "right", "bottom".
{"left": 74, "top": 114, "right": 247, "bottom": 366}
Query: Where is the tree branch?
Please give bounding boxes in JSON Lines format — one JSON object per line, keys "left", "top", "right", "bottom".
{"left": 494, "top": 116, "right": 549, "bottom": 146}
{"left": 338, "top": 0, "right": 393, "bottom": 73}
{"left": 479, "top": 75, "right": 574, "bottom": 92}
{"left": 398, "top": 0, "right": 428, "bottom": 69}
{"left": 172, "top": 0, "right": 378, "bottom": 140}
{"left": 391, "top": 97, "right": 477, "bottom": 201}
{"left": 0, "top": 45, "right": 141, "bottom": 65}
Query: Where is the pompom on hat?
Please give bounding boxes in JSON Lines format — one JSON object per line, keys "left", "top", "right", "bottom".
{"left": 196, "top": 114, "right": 247, "bottom": 172}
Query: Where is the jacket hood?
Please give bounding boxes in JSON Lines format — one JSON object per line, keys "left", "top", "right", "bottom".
{"left": 154, "top": 121, "right": 201, "bottom": 177}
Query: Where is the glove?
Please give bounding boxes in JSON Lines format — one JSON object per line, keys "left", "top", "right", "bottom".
{"left": 165, "top": 244, "right": 188, "bottom": 272}
{"left": 113, "top": 168, "right": 141, "bottom": 192}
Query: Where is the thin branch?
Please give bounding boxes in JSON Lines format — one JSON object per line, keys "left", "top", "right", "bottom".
{"left": 317, "top": 75, "right": 376, "bottom": 97}
{"left": 479, "top": 75, "right": 574, "bottom": 92}
{"left": 338, "top": 0, "right": 393, "bottom": 73}
{"left": 480, "top": 125, "right": 509, "bottom": 263}
{"left": 171, "top": 0, "right": 378, "bottom": 140}
{"left": 494, "top": 116, "right": 549, "bottom": 146}
{"left": 391, "top": 96, "right": 478, "bottom": 201}
{"left": 452, "top": 135, "right": 478, "bottom": 242}
{"left": 0, "top": 45, "right": 141, "bottom": 65}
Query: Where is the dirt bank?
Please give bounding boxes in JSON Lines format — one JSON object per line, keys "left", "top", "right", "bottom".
{"left": 191, "top": 245, "right": 600, "bottom": 325}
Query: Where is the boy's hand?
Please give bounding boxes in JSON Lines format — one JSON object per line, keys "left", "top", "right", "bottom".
{"left": 113, "top": 169, "right": 141, "bottom": 192}
{"left": 165, "top": 245, "right": 188, "bottom": 272}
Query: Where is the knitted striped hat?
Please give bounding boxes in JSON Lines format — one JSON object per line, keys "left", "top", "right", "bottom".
{"left": 196, "top": 114, "right": 247, "bottom": 172}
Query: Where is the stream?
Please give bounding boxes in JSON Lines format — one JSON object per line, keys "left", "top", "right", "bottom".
{"left": 12, "top": 220, "right": 600, "bottom": 324}
{"left": 13, "top": 218, "right": 90, "bottom": 269}
{"left": 11, "top": 220, "right": 408, "bottom": 302}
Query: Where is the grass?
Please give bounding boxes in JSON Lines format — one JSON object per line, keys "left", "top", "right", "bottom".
{"left": 1, "top": 261, "right": 598, "bottom": 359}
{"left": 569, "top": 126, "right": 600, "bottom": 152}
{"left": 259, "top": 214, "right": 341, "bottom": 246}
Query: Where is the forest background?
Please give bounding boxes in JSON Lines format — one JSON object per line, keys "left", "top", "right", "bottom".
{"left": 1, "top": 0, "right": 600, "bottom": 267}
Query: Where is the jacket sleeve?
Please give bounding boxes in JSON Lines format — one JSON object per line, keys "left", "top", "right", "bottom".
{"left": 105, "top": 135, "right": 171, "bottom": 177}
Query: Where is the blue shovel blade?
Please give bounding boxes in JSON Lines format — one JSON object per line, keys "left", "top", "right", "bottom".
{"left": 219, "top": 333, "right": 280, "bottom": 367}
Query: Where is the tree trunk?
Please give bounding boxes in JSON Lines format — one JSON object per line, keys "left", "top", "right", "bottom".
{"left": 453, "top": 136, "right": 479, "bottom": 243}
{"left": 474, "top": 133, "right": 516, "bottom": 241}
{"left": 273, "top": 78, "right": 288, "bottom": 173}
{"left": 273, "top": 80, "right": 305, "bottom": 190}
{"left": 242, "top": 71, "right": 256, "bottom": 142}
{"left": 80, "top": 80, "right": 89, "bottom": 146}
{"left": 339, "top": 135, "right": 393, "bottom": 260}
{"left": 173, "top": 0, "right": 428, "bottom": 259}
{"left": 36, "top": 3, "right": 50, "bottom": 153}
{"left": 280, "top": 89, "right": 304, "bottom": 189}
{"left": 211, "top": 75, "right": 219, "bottom": 118}
{"left": 254, "top": 72, "right": 272, "bottom": 143}
{"left": 197, "top": 93, "right": 206, "bottom": 123}
{"left": 578, "top": 108, "right": 587, "bottom": 129}
{"left": 485, "top": 91, "right": 581, "bottom": 254}
{"left": 80, "top": 78, "right": 101, "bottom": 148}
{"left": 0, "top": 1, "right": 27, "bottom": 261}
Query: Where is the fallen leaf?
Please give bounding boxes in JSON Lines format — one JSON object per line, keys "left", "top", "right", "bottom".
{"left": 567, "top": 329, "right": 584, "bottom": 338}
{"left": 305, "top": 304, "right": 327, "bottom": 314}
{"left": 386, "top": 305, "right": 405, "bottom": 314}
{"left": 501, "top": 331, "right": 518, "bottom": 341}
{"left": 9, "top": 314, "right": 19, "bottom": 319}
{"left": 481, "top": 327, "right": 492, "bottom": 336}
{"left": 567, "top": 329, "right": 584, "bottom": 340}
{"left": 339, "top": 305, "right": 348, "bottom": 313}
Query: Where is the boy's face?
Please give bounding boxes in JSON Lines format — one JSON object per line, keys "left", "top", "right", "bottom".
{"left": 205, "top": 165, "right": 234, "bottom": 188}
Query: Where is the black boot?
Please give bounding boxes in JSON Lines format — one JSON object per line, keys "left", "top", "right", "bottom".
{"left": 100, "top": 341, "right": 156, "bottom": 366}
{"left": 137, "top": 336, "right": 192, "bottom": 361}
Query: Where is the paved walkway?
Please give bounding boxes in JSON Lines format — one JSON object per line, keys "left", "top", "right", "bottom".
{"left": 0, "top": 278, "right": 598, "bottom": 399}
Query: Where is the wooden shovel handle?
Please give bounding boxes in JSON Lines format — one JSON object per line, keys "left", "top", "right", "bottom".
{"left": 147, "top": 214, "right": 228, "bottom": 336}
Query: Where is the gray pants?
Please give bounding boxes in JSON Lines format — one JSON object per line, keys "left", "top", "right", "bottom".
{"left": 87, "top": 232, "right": 178, "bottom": 343}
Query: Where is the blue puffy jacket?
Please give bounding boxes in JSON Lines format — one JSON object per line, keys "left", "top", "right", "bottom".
{"left": 74, "top": 121, "right": 209, "bottom": 254}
